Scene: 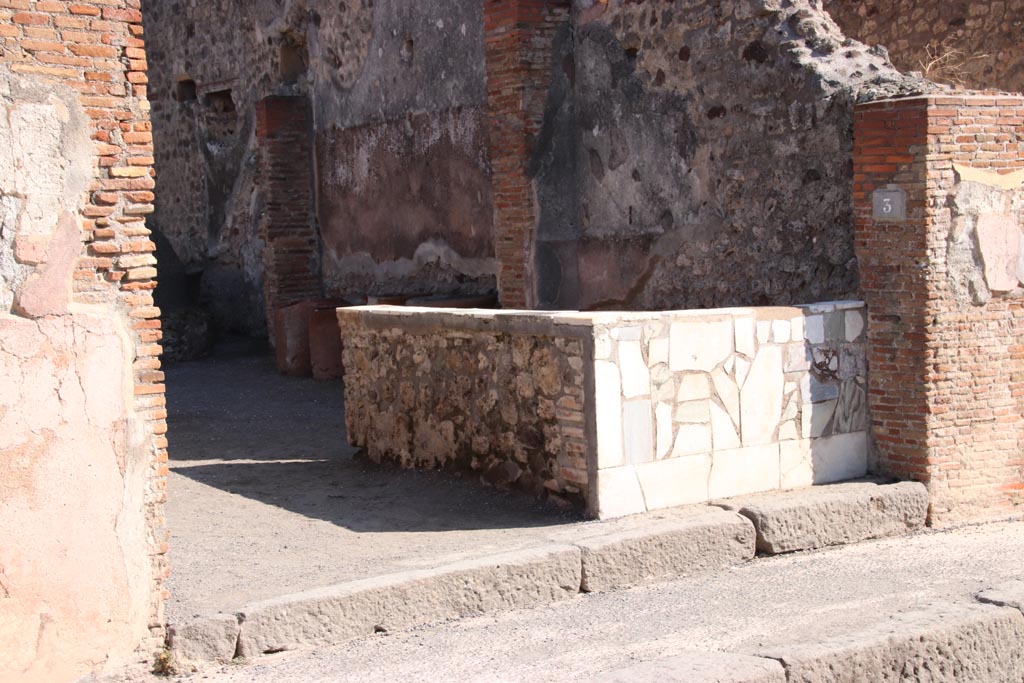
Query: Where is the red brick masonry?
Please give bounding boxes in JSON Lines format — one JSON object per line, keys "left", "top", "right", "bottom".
{"left": 854, "top": 94, "right": 1024, "bottom": 523}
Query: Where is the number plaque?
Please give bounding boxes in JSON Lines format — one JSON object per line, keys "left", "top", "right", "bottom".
{"left": 872, "top": 188, "right": 906, "bottom": 222}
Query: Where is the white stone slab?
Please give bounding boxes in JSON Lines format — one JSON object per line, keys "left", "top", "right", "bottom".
{"left": 619, "top": 341, "right": 650, "bottom": 399}
{"left": 635, "top": 455, "right": 713, "bottom": 510}
{"left": 623, "top": 400, "right": 654, "bottom": 464}
{"left": 596, "top": 466, "right": 648, "bottom": 518}
{"left": 674, "top": 400, "right": 710, "bottom": 424}
{"left": 712, "top": 366, "right": 740, "bottom": 426}
{"left": 710, "top": 401, "right": 741, "bottom": 451}
{"left": 670, "top": 319, "right": 734, "bottom": 372}
{"left": 649, "top": 337, "right": 669, "bottom": 366}
{"left": 656, "top": 402, "right": 673, "bottom": 459}
{"left": 740, "top": 346, "right": 784, "bottom": 446}
{"left": 672, "top": 423, "right": 713, "bottom": 457}
{"left": 677, "top": 373, "right": 711, "bottom": 401}
{"left": 735, "top": 316, "right": 757, "bottom": 358}
{"left": 708, "top": 444, "right": 781, "bottom": 499}
{"left": 771, "top": 319, "right": 790, "bottom": 343}
{"left": 780, "top": 439, "right": 814, "bottom": 489}
{"left": 804, "top": 315, "right": 825, "bottom": 344}
{"left": 811, "top": 431, "right": 868, "bottom": 484}
{"left": 595, "top": 361, "right": 624, "bottom": 469}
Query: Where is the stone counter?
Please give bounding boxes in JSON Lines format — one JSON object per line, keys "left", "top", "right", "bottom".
{"left": 338, "top": 302, "right": 869, "bottom": 518}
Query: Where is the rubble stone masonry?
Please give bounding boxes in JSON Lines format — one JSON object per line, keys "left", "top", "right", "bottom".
{"left": 0, "top": 1, "right": 167, "bottom": 680}
{"left": 826, "top": 0, "right": 1024, "bottom": 94}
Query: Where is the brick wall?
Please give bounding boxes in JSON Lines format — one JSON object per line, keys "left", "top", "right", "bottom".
{"left": 483, "top": 0, "right": 570, "bottom": 309}
{"left": 0, "top": 0, "right": 168, "bottom": 668}
{"left": 255, "top": 95, "right": 322, "bottom": 330}
{"left": 854, "top": 94, "right": 1024, "bottom": 523}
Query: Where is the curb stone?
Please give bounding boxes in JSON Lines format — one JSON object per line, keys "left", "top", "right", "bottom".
{"left": 573, "top": 508, "right": 755, "bottom": 593}
{"left": 713, "top": 480, "right": 928, "bottom": 555}
{"left": 169, "top": 485, "right": 933, "bottom": 669}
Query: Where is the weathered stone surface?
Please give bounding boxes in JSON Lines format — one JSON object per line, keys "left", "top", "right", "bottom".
{"left": 757, "top": 602, "right": 1024, "bottom": 683}
{"left": 170, "top": 614, "right": 241, "bottom": 666}
{"left": 237, "top": 545, "right": 582, "bottom": 657}
{"left": 978, "top": 580, "right": 1024, "bottom": 614}
{"left": 590, "top": 651, "right": 785, "bottom": 683}
{"left": 575, "top": 508, "right": 754, "bottom": 593}
{"left": 717, "top": 481, "right": 928, "bottom": 555}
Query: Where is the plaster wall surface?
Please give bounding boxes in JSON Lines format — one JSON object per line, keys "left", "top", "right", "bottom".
{"left": 825, "top": 0, "right": 1024, "bottom": 94}
{"left": 0, "top": 63, "right": 155, "bottom": 682}
{"left": 143, "top": 0, "right": 495, "bottom": 335}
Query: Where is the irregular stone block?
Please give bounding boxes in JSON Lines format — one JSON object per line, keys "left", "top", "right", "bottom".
{"left": 170, "top": 613, "right": 240, "bottom": 666}
{"left": 757, "top": 602, "right": 1024, "bottom": 683}
{"left": 718, "top": 481, "right": 928, "bottom": 555}
{"left": 595, "top": 360, "right": 625, "bottom": 469}
{"left": 237, "top": 545, "right": 582, "bottom": 657}
{"left": 576, "top": 508, "right": 754, "bottom": 592}
{"left": 590, "top": 650, "right": 785, "bottom": 683}
{"left": 740, "top": 346, "right": 783, "bottom": 446}
{"left": 670, "top": 319, "right": 733, "bottom": 372}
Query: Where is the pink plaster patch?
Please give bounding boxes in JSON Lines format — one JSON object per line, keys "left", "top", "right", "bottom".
{"left": 13, "top": 211, "right": 82, "bottom": 318}
{"left": 976, "top": 213, "right": 1022, "bottom": 292}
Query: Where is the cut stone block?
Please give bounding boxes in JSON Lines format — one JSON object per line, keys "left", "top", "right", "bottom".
{"left": 238, "top": 545, "right": 582, "bottom": 657}
{"left": 756, "top": 602, "right": 1024, "bottom": 683}
{"left": 595, "top": 466, "right": 647, "bottom": 518}
{"left": 811, "top": 432, "right": 868, "bottom": 483}
{"left": 635, "top": 454, "right": 711, "bottom": 510}
{"left": 708, "top": 444, "right": 780, "bottom": 499}
{"left": 590, "top": 651, "right": 785, "bottom": 683}
{"left": 170, "top": 614, "right": 241, "bottom": 666}
{"left": 716, "top": 481, "right": 928, "bottom": 555}
{"left": 576, "top": 508, "right": 754, "bottom": 592}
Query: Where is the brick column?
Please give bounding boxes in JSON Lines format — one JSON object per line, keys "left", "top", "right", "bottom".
{"left": 255, "top": 95, "right": 322, "bottom": 326}
{"left": 854, "top": 94, "right": 1024, "bottom": 523}
{"left": 483, "top": 0, "right": 570, "bottom": 309}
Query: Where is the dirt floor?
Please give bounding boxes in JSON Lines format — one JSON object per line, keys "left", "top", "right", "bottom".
{"left": 163, "top": 338, "right": 585, "bottom": 625}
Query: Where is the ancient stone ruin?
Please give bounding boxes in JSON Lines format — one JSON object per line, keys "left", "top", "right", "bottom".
{"left": 1, "top": 0, "right": 1023, "bottom": 680}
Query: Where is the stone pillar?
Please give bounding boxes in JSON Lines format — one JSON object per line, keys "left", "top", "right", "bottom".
{"left": 483, "top": 0, "right": 571, "bottom": 309}
{"left": 255, "top": 95, "right": 322, "bottom": 331}
{"left": 853, "top": 94, "right": 1024, "bottom": 523}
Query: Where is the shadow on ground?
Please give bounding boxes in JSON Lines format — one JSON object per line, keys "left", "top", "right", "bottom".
{"left": 165, "top": 337, "right": 579, "bottom": 535}
{"left": 163, "top": 338, "right": 585, "bottom": 620}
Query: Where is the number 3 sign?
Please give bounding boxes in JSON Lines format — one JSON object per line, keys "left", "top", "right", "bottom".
{"left": 872, "top": 187, "right": 907, "bottom": 221}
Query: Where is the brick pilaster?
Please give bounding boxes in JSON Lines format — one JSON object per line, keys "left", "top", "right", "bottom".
{"left": 483, "top": 0, "right": 570, "bottom": 309}
{"left": 854, "top": 94, "right": 1024, "bottom": 523}
{"left": 255, "top": 95, "right": 322, "bottom": 327}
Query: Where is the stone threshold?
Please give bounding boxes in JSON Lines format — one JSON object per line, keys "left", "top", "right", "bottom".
{"left": 169, "top": 479, "right": 928, "bottom": 671}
